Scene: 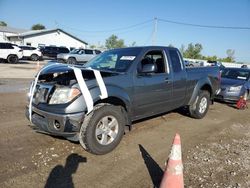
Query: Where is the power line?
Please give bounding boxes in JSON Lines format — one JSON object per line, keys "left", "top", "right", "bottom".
{"left": 158, "top": 18, "right": 250, "bottom": 30}
{"left": 60, "top": 19, "right": 153, "bottom": 33}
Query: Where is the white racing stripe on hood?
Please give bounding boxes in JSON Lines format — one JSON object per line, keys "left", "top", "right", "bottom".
{"left": 70, "top": 67, "right": 94, "bottom": 114}
{"left": 93, "top": 69, "right": 108, "bottom": 99}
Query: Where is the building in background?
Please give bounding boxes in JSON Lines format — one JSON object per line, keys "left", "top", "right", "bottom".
{"left": 0, "top": 26, "right": 87, "bottom": 50}
{"left": 0, "top": 26, "right": 27, "bottom": 42}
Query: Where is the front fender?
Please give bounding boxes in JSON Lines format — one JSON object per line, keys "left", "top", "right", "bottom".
{"left": 187, "top": 78, "right": 212, "bottom": 105}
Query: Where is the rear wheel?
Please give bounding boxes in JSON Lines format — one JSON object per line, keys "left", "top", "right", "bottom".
{"left": 7, "top": 55, "right": 18, "bottom": 64}
{"left": 67, "top": 57, "right": 77, "bottom": 64}
{"left": 189, "top": 90, "right": 210, "bottom": 119}
{"left": 30, "top": 54, "right": 39, "bottom": 61}
{"left": 79, "top": 104, "right": 125, "bottom": 155}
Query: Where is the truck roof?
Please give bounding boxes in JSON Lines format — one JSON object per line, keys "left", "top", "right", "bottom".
{"left": 110, "top": 46, "right": 178, "bottom": 51}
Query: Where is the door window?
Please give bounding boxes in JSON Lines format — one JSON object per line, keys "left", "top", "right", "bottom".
{"left": 138, "top": 50, "right": 166, "bottom": 74}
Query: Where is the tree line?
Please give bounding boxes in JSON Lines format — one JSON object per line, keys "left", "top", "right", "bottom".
{"left": 103, "top": 35, "right": 235, "bottom": 62}
{"left": 0, "top": 21, "right": 46, "bottom": 30}
{"left": 179, "top": 43, "right": 235, "bottom": 62}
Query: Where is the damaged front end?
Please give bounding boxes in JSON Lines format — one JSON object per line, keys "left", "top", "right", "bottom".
{"left": 26, "top": 63, "right": 91, "bottom": 141}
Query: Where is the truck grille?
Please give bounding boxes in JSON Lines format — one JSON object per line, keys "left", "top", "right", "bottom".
{"left": 33, "top": 84, "right": 53, "bottom": 105}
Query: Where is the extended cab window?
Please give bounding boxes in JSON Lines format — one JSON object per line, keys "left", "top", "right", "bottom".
{"left": 169, "top": 49, "right": 182, "bottom": 73}
{"left": 138, "top": 50, "right": 166, "bottom": 74}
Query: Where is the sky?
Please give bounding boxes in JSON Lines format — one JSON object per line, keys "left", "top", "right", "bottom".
{"left": 0, "top": 0, "right": 250, "bottom": 63}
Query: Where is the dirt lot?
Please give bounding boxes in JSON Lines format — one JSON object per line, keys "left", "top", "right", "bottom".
{"left": 0, "top": 61, "right": 250, "bottom": 188}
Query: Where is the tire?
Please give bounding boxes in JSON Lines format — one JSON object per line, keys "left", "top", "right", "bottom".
{"left": 30, "top": 54, "right": 39, "bottom": 61}
{"left": 67, "top": 57, "right": 77, "bottom": 64}
{"left": 189, "top": 90, "right": 210, "bottom": 119}
{"left": 7, "top": 55, "right": 18, "bottom": 64}
{"left": 79, "top": 104, "right": 125, "bottom": 155}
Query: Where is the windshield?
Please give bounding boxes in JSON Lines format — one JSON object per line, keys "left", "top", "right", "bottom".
{"left": 221, "top": 69, "right": 250, "bottom": 81}
{"left": 83, "top": 48, "right": 141, "bottom": 72}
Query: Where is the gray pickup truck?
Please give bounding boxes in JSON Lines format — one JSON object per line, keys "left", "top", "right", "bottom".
{"left": 26, "top": 46, "right": 220, "bottom": 154}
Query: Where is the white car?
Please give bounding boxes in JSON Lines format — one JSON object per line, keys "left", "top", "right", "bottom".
{"left": 0, "top": 43, "right": 23, "bottom": 63}
{"left": 19, "top": 46, "right": 42, "bottom": 61}
{"left": 57, "top": 49, "right": 101, "bottom": 64}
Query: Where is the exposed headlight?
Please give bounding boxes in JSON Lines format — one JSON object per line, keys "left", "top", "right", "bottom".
{"left": 49, "top": 87, "right": 81, "bottom": 104}
{"left": 228, "top": 85, "right": 242, "bottom": 92}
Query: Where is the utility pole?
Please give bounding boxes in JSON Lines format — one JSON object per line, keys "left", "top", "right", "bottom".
{"left": 55, "top": 20, "right": 58, "bottom": 28}
{"left": 152, "top": 17, "right": 158, "bottom": 45}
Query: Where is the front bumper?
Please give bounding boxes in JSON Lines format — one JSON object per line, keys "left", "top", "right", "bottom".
{"left": 25, "top": 106, "right": 85, "bottom": 140}
{"left": 215, "top": 89, "right": 243, "bottom": 103}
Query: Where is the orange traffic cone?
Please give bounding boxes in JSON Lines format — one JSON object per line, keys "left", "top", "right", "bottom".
{"left": 160, "top": 133, "right": 184, "bottom": 188}
{"left": 36, "top": 61, "right": 41, "bottom": 71}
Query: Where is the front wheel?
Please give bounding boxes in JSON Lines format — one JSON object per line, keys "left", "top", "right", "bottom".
{"left": 189, "top": 90, "right": 210, "bottom": 119}
{"left": 7, "top": 55, "right": 18, "bottom": 63}
{"left": 79, "top": 104, "right": 125, "bottom": 155}
{"left": 67, "top": 57, "right": 77, "bottom": 64}
{"left": 30, "top": 54, "right": 39, "bottom": 61}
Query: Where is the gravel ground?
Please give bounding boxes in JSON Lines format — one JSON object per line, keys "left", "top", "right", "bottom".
{"left": 0, "top": 62, "right": 250, "bottom": 188}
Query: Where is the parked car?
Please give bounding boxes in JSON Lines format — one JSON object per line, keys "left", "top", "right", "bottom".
{"left": 40, "top": 46, "right": 69, "bottom": 59}
{"left": 215, "top": 68, "right": 250, "bottom": 102}
{"left": 241, "top": 64, "right": 248, "bottom": 68}
{"left": 26, "top": 46, "right": 220, "bottom": 154}
{"left": 184, "top": 60, "right": 192, "bottom": 67}
{"left": 189, "top": 61, "right": 203, "bottom": 67}
{"left": 57, "top": 48, "right": 102, "bottom": 64}
{"left": 19, "top": 46, "right": 42, "bottom": 61}
{"left": 0, "top": 42, "right": 23, "bottom": 63}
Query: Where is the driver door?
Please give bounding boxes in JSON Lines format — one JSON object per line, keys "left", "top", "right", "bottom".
{"left": 132, "top": 49, "right": 173, "bottom": 119}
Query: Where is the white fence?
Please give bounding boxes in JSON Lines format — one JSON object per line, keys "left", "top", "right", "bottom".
{"left": 184, "top": 58, "right": 248, "bottom": 68}
{"left": 221, "top": 62, "right": 242, "bottom": 68}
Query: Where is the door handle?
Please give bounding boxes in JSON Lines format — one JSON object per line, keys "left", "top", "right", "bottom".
{"left": 165, "top": 78, "right": 171, "bottom": 83}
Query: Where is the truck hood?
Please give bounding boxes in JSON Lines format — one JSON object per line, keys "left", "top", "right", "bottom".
{"left": 38, "top": 63, "right": 119, "bottom": 84}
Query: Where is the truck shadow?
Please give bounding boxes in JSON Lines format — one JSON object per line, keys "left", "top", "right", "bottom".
{"left": 45, "top": 153, "right": 87, "bottom": 188}
{"left": 133, "top": 108, "right": 191, "bottom": 126}
{"left": 139, "top": 144, "right": 163, "bottom": 188}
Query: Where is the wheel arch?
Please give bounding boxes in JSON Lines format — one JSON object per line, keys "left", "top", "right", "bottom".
{"left": 188, "top": 79, "right": 213, "bottom": 106}
{"left": 31, "top": 53, "right": 39, "bottom": 56}
{"left": 68, "top": 56, "right": 76, "bottom": 60}
{"left": 7, "top": 54, "right": 18, "bottom": 59}
{"left": 94, "top": 96, "right": 131, "bottom": 126}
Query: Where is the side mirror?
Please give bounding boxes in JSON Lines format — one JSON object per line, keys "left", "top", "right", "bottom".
{"left": 141, "top": 63, "right": 156, "bottom": 73}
